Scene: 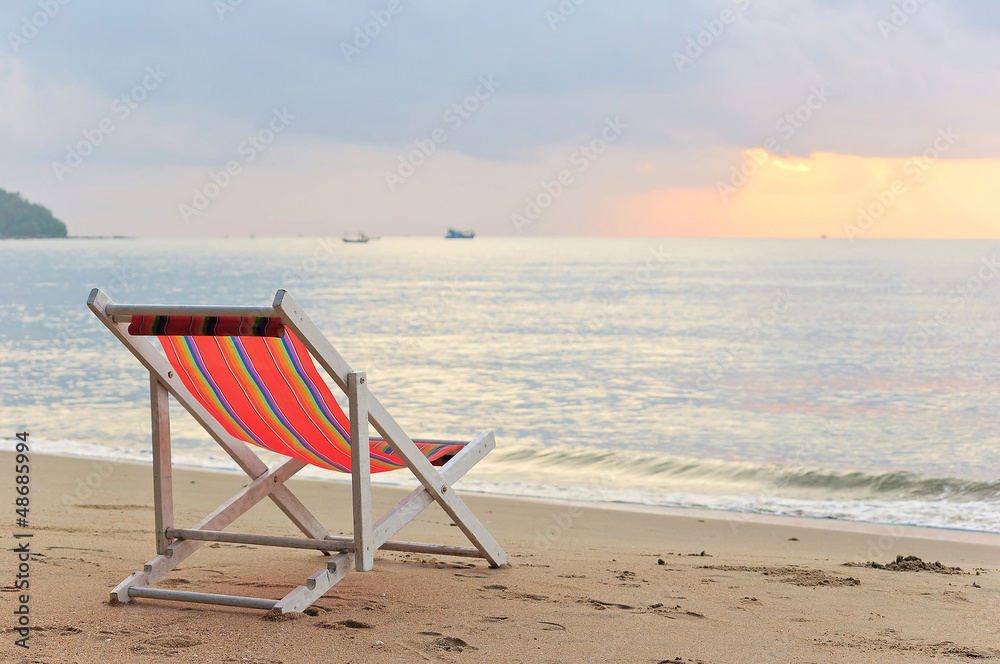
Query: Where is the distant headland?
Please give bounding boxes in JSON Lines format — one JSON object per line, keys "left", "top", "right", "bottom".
{"left": 0, "top": 187, "right": 68, "bottom": 238}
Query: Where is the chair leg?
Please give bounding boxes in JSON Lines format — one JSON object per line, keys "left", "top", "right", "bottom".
{"left": 271, "top": 552, "right": 355, "bottom": 614}
{"left": 110, "top": 457, "right": 307, "bottom": 603}
{"left": 150, "top": 376, "right": 174, "bottom": 555}
{"left": 370, "top": 430, "right": 509, "bottom": 567}
{"left": 349, "top": 372, "right": 374, "bottom": 572}
{"left": 116, "top": 553, "right": 357, "bottom": 614}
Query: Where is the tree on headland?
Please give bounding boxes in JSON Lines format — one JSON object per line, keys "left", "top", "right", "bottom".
{"left": 0, "top": 188, "right": 68, "bottom": 238}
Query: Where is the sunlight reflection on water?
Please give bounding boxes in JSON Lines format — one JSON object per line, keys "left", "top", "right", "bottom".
{"left": 2, "top": 237, "right": 999, "bottom": 531}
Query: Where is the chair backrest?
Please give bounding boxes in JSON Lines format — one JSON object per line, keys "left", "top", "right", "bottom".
{"left": 128, "top": 315, "right": 462, "bottom": 473}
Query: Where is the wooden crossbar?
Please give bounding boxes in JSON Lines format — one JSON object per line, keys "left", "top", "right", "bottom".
{"left": 128, "top": 587, "right": 278, "bottom": 610}
{"left": 107, "top": 304, "right": 278, "bottom": 321}
{"left": 167, "top": 528, "right": 344, "bottom": 551}
{"left": 166, "top": 528, "right": 483, "bottom": 558}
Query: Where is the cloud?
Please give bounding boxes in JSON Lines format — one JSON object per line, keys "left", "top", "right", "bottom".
{"left": 597, "top": 148, "right": 1000, "bottom": 239}
{"left": 2, "top": 1, "right": 999, "bottom": 236}
{"left": 0, "top": 57, "right": 105, "bottom": 146}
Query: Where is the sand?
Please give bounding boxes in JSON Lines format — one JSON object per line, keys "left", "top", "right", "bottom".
{"left": 3, "top": 451, "right": 999, "bottom": 663}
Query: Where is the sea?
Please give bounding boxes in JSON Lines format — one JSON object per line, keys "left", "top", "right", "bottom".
{"left": 2, "top": 237, "right": 1000, "bottom": 535}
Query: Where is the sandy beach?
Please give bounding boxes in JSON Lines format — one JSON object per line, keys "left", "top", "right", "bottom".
{"left": 3, "top": 451, "right": 999, "bottom": 663}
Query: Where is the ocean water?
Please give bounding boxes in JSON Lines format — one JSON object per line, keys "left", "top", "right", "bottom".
{"left": 2, "top": 237, "right": 1000, "bottom": 533}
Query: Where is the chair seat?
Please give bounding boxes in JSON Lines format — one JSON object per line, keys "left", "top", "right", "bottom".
{"left": 159, "top": 330, "right": 464, "bottom": 472}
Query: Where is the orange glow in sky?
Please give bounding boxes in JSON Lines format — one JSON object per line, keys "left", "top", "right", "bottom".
{"left": 600, "top": 147, "right": 1000, "bottom": 239}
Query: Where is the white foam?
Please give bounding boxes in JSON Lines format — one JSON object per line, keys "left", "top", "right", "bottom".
{"left": 8, "top": 436, "right": 998, "bottom": 535}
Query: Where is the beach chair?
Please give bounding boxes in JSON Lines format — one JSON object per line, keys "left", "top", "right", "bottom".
{"left": 87, "top": 288, "right": 507, "bottom": 614}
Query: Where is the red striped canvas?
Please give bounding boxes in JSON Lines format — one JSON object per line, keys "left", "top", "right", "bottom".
{"left": 158, "top": 330, "right": 463, "bottom": 473}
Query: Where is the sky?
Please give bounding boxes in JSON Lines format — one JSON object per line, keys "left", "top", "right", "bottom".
{"left": 1, "top": 0, "right": 999, "bottom": 238}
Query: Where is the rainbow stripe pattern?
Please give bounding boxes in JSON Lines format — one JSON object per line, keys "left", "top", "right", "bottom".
{"left": 130, "top": 315, "right": 285, "bottom": 338}
{"left": 159, "top": 329, "right": 463, "bottom": 473}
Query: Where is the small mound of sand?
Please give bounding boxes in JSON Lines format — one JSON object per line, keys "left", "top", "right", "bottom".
{"left": 846, "top": 555, "right": 964, "bottom": 575}
{"left": 263, "top": 611, "right": 304, "bottom": 622}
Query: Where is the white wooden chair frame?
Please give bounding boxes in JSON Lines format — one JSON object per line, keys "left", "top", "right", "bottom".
{"left": 88, "top": 288, "right": 507, "bottom": 614}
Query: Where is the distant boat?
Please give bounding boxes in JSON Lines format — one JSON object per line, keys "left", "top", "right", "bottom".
{"left": 342, "top": 233, "right": 379, "bottom": 243}
{"left": 445, "top": 228, "right": 475, "bottom": 239}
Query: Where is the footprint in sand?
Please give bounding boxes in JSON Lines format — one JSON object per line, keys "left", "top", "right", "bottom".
{"left": 479, "top": 584, "right": 548, "bottom": 601}
{"left": 428, "top": 636, "right": 477, "bottom": 652}
{"left": 582, "top": 598, "right": 635, "bottom": 611}
{"left": 25, "top": 625, "right": 83, "bottom": 636}
{"left": 537, "top": 621, "right": 566, "bottom": 631}
{"left": 649, "top": 606, "right": 706, "bottom": 620}
{"left": 318, "top": 619, "right": 373, "bottom": 629}
{"left": 137, "top": 636, "right": 202, "bottom": 655}
{"left": 231, "top": 581, "right": 284, "bottom": 589}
